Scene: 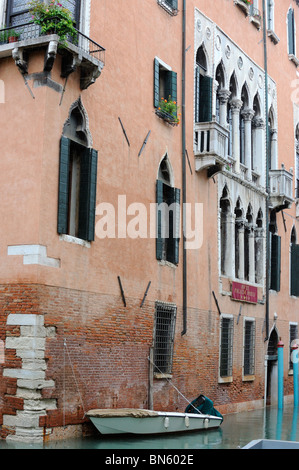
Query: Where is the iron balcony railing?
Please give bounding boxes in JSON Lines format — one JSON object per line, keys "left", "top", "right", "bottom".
{"left": 0, "top": 20, "right": 105, "bottom": 65}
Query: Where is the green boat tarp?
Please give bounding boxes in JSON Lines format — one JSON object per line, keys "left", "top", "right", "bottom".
{"left": 185, "top": 395, "right": 223, "bottom": 423}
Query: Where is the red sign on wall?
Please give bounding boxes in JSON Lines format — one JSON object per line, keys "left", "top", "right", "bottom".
{"left": 231, "top": 281, "right": 258, "bottom": 304}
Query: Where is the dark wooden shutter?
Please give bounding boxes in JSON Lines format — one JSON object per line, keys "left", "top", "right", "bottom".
{"left": 156, "top": 180, "right": 164, "bottom": 260}
{"left": 288, "top": 8, "right": 295, "bottom": 55}
{"left": 199, "top": 75, "right": 213, "bottom": 122}
{"left": 154, "top": 58, "right": 160, "bottom": 108}
{"left": 168, "top": 188, "right": 180, "bottom": 265}
{"left": 57, "top": 136, "right": 70, "bottom": 235}
{"left": 195, "top": 66, "right": 200, "bottom": 123}
{"left": 291, "top": 244, "right": 299, "bottom": 296}
{"left": 270, "top": 234, "right": 281, "bottom": 292}
{"left": 78, "top": 147, "right": 98, "bottom": 242}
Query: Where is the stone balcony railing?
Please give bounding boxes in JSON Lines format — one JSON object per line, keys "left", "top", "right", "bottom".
{"left": 269, "top": 165, "right": 294, "bottom": 210}
{"left": 194, "top": 121, "right": 229, "bottom": 177}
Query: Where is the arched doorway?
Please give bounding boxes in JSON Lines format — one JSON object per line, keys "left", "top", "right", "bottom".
{"left": 266, "top": 327, "right": 279, "bottom": 405}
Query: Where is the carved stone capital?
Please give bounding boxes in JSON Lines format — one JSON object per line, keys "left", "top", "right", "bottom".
{"left": 229, "top": 98, "right": 243, "bottom": 113}
{"left": 218, "top": 89, "right": 231, "bottom": 104}
{"left": 241, "top": 107, "right": 255, "bottom": 121}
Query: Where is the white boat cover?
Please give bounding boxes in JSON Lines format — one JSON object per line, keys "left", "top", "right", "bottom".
{"left": 86, "top": 408, "right": 160, "bottom": 418}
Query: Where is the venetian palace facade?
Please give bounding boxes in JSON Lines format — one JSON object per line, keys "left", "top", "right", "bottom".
{"left": 0, "top": 0, "right": 299, "bottom": 443}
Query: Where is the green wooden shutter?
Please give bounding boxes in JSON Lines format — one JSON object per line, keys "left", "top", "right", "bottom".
{"left": 57, "top": 136, "right": 70, "bottom": 235}
{"left": 154, "top": 58, "right": 160, "bottom": 108}
{"left": 173, "top": 188, "right": 180, "bottom": 265}
{"left": 78, "top": 147, "right": 98, "bottom": 242}
{"left": 156, "top": 180, "right": 164, "bottom": 260}
{"left": 291, "top": 244, "right": 299, "bottom": 296}
{"left": 288, "top": 8, "right": 295, "bottom": 55}
{"left": 199, "top": 75, "right": 213, "bottom": 122}
{"left": 270, "top": 234, "right": 281, "bottom": 292}
{"left": 195, "top": 66, "right": 200, "bottom": 123}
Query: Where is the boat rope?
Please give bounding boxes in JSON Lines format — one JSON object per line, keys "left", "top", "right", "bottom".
{"left": 64, "top": 339, "right": 86, "bottom": 419}
{"left": 147, "top": 356, "right": 202, "bottom": 414}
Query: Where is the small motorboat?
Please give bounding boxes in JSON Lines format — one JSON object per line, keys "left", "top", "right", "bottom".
{"left": 87, "top": 395, "right": 223, "bottom": 435}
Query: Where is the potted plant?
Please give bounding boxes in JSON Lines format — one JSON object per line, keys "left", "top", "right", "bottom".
{"left": 156, "top": 96, "right": 180, "bottom": 126}
{"left": 28, "top": 0, "right": 77, "bottom": 46}
{"left": 8, "top": 28, "right": 20, "bottom": 43}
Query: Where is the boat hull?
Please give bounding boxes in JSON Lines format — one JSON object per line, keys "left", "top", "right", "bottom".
{"left": 87, "top": 409, "right": 222, "bottom": 435}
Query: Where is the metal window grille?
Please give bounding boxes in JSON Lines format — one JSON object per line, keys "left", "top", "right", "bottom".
{"left": 153, "top": 303, "right": 177, "bottom": 374}
{"left": 244, "top": 320, "right": 255, "bottom": 376}
{"left": 220, "top": 317, "right": 234, "bottom": 377}
{"left": 289, "top": 324, "right": 298, "bottom": 370}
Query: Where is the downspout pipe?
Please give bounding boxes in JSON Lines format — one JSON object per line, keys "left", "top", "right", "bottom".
{"left": 262, "top": 0, "right": 270, "bottom": 342}
{"left": 181, "top": 0, "right": 187, "bottom": 336}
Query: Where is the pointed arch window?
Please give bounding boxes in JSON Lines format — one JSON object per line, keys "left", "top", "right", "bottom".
{"left": 156, "top": 156, "right": 180, "bottom": 265}
{"left": 57, "top": 99, "right": 98, "bottom": 242}
{"left": 290, "top": 226, "right": 299, "bottom": 296}
{"left": 195, "top": 46, "right": 212, "bottom": 123}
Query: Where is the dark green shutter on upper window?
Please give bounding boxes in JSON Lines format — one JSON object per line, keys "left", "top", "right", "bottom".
{"left": 199, "top": 75, "right": 213, "bottom": 122}
{"left": 291, "top": 244, "right": 299, "bottom": 296}
{"left": 57, "top": 136, "right": 70, "bottom": 235}
{"left": 156, "top": 180, "right": 164, "bottom": 260}
{"left": 154, "top": 58, "right": 160, "bottom": 108}
{"left": 195, "top": 66, "right": 200, "bottom": 123}
{"left": 78, "top": 147, "right": 98, "bottom": 242}
{"left": 270, "top": 234, "right": 281, "bottom": 292}
{"left": 288, "top": 8, "right": 295, "bottom": 55}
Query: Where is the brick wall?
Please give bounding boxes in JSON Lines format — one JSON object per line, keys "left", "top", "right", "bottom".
{"left": 0, "top": 283, "right": 295, "bottom": 441}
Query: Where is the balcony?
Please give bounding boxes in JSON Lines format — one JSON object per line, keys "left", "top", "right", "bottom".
{"left": 269, "top": 165, "right": 294, "bottom": 211}
{"left": 194, "top": 121, "right": 229, "bottom": 177}
{"left": 0, "top": 21, "right": 105, "bottom": 90}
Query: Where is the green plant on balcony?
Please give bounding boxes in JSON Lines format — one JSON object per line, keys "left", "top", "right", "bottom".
{"left": 28, "top": 0, "right": 77, "bottom": 46}
{"left": 156, "top": 96, "right": 180, "bottom": 125}
{"left": 0, "top": 27, "right": 8, "bottom": 44}
{"left": 242, "top": 0, "right": 253, "bottom": 4}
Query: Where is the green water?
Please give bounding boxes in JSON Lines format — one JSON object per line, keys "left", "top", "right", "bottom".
{"left": 1, "top": 404, "right": 299, "bottom": 449}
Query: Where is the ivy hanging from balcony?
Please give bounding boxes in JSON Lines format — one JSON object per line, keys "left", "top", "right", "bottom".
{"left": 155, "top": 96, "right": 180, "bottom": 126}
{"left": 28, "top": 0, "right": 77, "bottom": 46}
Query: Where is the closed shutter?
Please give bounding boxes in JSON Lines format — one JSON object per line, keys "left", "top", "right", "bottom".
{"left": 288, "top": 8, "right": 295, "bottom": 55}
{"left": 154, "top": 58, "right": 160, "bottom": 108}
{"left": 156, "top": 180, "right": 164, "bottom": 260}
{"left": 195, "top": 66, "right": 200, "bottom": 123}
{"left": 199, "top": 75, "right": 213, "bottom": 122}
{"left": 57, "top": 136, "right": 70, "bottom": 235}
{"left": 78, "top": 147, "right": 98, "bottom": 242}
{"left": 270, "top": 234, "right": 281, "bottom": 292}
{"left": 173, "top": 188, "right": 181, "bottom": 264}
{"left": 291, "top": 244, "right": 299, "bottom": 296}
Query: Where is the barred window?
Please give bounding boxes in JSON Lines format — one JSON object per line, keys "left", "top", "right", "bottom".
{"left": 153, "top": 302, "right": 177, "bottom": 375}
{"left": 244, "top": 319, "right": 255, "bottom": 376}
{"left": 220, "top": 316, "right": 234, "bottom": 378}
{"left": 289, "top": 323, "right": 298, "bottom": 370}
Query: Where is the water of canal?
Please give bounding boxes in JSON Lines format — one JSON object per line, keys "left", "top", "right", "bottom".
{"left": 1, "top": 403, "right": 299, "bottom": 449}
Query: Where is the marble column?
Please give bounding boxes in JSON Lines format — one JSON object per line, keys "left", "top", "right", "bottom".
{"left": 230, "top": 98, "right": 242, "bottom": 173}
{"left": 248, "top": 226, "right": 255, "bottom": 284}
{"left": 242, "top": 108, "right": 255, "bottom": 181}
{"left": 218, "top": 89, "right": 231, "bottom": 128}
